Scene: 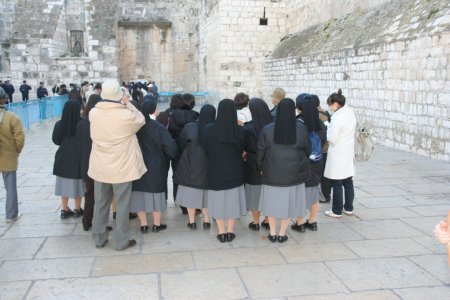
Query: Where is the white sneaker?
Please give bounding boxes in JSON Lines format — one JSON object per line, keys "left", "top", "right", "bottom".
{"left": 343, "top": 209, "right": 353, "bottom": 216}
{"left": 5, "top": 213, "right": 21, "bottom": 223}
{"left": 324, "top": 210, "right": 342, "bottom": 218}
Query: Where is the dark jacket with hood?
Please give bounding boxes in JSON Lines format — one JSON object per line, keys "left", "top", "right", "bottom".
{"left": 296, "top": 115, "right": 327, "bottom": 187}
{"left": 243, "top": 122, "right": 261, "bottom": 185}
{"left": 52, "top": 121, "right": 82, "bottom": 179}
{"left": 173, "top": 122, "right": 208, "bottom": 189}
{"left": 257, "top": 122, "right": 311, "bottom": 187}
{"left": 132, "top": 118, "right": 178, "bottom": 193}
{"left": 76, "top": 116, "right": 92, "bottom": 180}
{"left": 168, "top": 109, "right": 199, "bottom": 140}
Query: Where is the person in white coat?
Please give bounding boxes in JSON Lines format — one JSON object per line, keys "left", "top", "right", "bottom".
{"left": 323, "top": 89, "right": 356, "bottom": 218}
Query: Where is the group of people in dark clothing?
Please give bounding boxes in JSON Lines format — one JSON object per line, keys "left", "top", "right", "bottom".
{"left": 52, "top": 79, "right": 356, "bottom": 250}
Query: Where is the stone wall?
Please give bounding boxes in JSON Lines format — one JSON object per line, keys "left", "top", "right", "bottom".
{"left": 263, "top": 0, "right": 450, "bottom": 161}
{"left": 198, "top": 0, "right": 287, "bottom": 98}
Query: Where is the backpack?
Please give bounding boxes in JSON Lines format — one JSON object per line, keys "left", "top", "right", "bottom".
{"left": 354, "top": 122, "right": 374, "bottom": 162}
{"left": 309, "top": 131, "right": 322, "bottom": 162}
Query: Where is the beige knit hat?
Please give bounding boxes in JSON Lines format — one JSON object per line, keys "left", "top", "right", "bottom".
{"left": 100, "top": 80, "right": 123, "bottom": 101}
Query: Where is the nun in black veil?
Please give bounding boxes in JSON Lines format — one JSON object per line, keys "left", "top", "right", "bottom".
{"left": 202, "top": 99, "right": 249, "bottom": 243}
{"left": 256, "top": 98, "right": 311, "bottom": 243}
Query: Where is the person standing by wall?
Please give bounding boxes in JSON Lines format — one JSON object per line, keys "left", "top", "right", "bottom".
{"left": 88, "top": 80, "right": 146, "bottom": 250}
{"left": 52, "top": 100, "right": 84, "bottom": 219}
{"left": 269, "top": 87, "right": 286, "bottom": 117}
{"left": 0, "top": 87, "right": 25, "bottom": 223}
{"left": 202, "top": 99, "right": 249, "bottom": 243}
{"left": 257, "top": 99, "right": 311, "bottom": 243}
{"left": 324, "top": 89, "right": 357, "bottom": 218}
{"left": 37, "top": 82, "right": 49, "bottom": 120}
{"left": 19, "top": 81, "right": 32, "bottom": 102}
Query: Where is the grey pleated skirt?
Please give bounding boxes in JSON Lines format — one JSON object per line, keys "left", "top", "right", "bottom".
{"left": 259, "top": 183, "right": 306, "bottom": 219}
{"left": 55, "top": 176, "right": 84, "bottom": 198}
{"left": 245, "top": 184, "right": 261, "bottom": 211}
{"left": 175, "top": 185, "right": 208, "bottom": 209}
{"left": 305, "top": 185, "right": 320, "bottom": 208}
{"left": 130, "top": 191, "right": 167, "bottom": 213}
{"left": 208, "top": 185, "right": 246, "bottom": 219}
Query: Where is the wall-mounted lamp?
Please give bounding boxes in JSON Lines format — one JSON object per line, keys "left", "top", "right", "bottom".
{"left": 260, "top": 7, "right": 268, "bottom": 25}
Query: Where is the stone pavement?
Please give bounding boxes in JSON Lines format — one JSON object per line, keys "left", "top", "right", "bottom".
{"left": 0, "top": 121, "right": 449, "bottom": 300}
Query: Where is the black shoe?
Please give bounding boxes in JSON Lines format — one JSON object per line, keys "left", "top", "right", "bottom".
{"left": 129, "top": 213, "right": 138, "bottom": 220}
{"left": 291, "top": 223, "right": 306, "bottom": 233}
{"left": 268, "top": 234, "right": 277, "bottom": 242}
{"left": 226, "top": 232, "right": 236, "bottom": 242}
{"left": 261, "top": 221, "right": 270, "bottom": 230}
{"left": 187, "top": 222, "right": 197, "bottom": 230}
{"left": 248, "top": 222, "right": 260, "bottom": 231}
{"left": 152, "top": 224, "right": 167, "bottom": 232}
{"left": 181, "top": 206, "right": 188, "bottom": 215}
{"left": 203, "top": 222, "right": 211, "bottom": 230}
{"left": 106, "top": 226, "right": 113, "bottom": 232}
{"left": 277, "top": 235, "right": 288, "bottom": 243}
{"left": 141, "top": 225, "right": 149, "bottom": 233}
{"left": 83, "top": 223, "right": 92, "bottom": 231}
{"left": 117, "top": 239, "right": 137, "bottom": 251}
{"left": 96, "top": 240, "right": 108, "bottom": 249}
{"left": 73, "top": 208, "right": 84, "bottom": 218}
{"left": 305, "top": 221, "right": 318, "bottom": 231}
{"left": 112, "top": 212, "right": 116, "bottom": 220}
{"left": 319, "top": 198, "right": 331, "bottom": 203}
{"left": 60, "top": 208, "right": 73, "bottom": 219}
{"left": 217, "top": 233, "right": 227, "bottom": 243}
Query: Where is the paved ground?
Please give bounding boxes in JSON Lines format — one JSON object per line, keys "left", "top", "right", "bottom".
{"left": 0, "top": 120, "right": 449, "bottom": 300}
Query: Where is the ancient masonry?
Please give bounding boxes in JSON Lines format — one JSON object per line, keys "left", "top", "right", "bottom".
{"left": 0, "top": 0, "right": 449, "bottom": 161}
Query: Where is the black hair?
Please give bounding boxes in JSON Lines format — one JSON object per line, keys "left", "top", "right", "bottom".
{"left": 234, "top": 92, "right": 250, "bottom": 110}
{"left": 170, "top": 94, "right": 183, "bottom": 110}
{"left": 23, "top": 80, "right": 26, "bottom": 83}
{"left": 327, "top": 89, "right": 345, "bottom": 107}
{"left": 83, "top": 94, "right": 101, "bottom": 118}
{"left": 311, "top": 94, "right": 320, "bottom": 107}
{"left": 180, "top": 93, "right": 195, "bottom": 110}
{"left": 94, "top": 83, "right": 102, "bottom": 90}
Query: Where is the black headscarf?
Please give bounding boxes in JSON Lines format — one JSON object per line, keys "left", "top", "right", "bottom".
{"left": 274, "top": 98, "right": 296, "bottom": 145}
{"left": 295, "top": 93, "right": 310, "bottom": 106}
{"left": 296, "top": 96, "right": 321, "bottom": 132}
{"left": 141, "top": 99, "right": 157, "bottom": 124}
{"left": 211, "top": 99, "right": 240, "bottom": 144}
{"left": 144, "top": 93, "right": 155, "bottom": 102}
{"left": 249, "top": 98, "right": 272, "bottom": 136}
{"left": 60, "top": 100, "right": 81, "bottom": 138}
{"left": 197, "top": 104, "right": 216, "bottom": 145}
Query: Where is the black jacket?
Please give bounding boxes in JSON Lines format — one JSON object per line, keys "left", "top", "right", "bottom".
{"left": 75, "top": 117, "right": 92, "bottom": 181}
{"left": 296, "top": 116, "right": 327, "bottom": 187}
{"left": 132, "top": 120, "right": 177, "bottom": 193}
{"left": 19, "top": 84, "right": 31, "bottom": 95}
{"left": 168, "top": 109, "right": 199, "bottom": 140}
{"left": 37, "top": 87, "right": 48, "bottom": 98}
{"left": 243, "top": 122, "right": 261, "bottom": 185}
{"left": 202, "top": 124, "right": 249, "bottom": 190}
{"left": 173, "top": 122, "right": 208, "bottom": 189}
{"left": 52, "top": 121, "right": 82, "bottom": 179}
{"left": 257, "top": 122, "right": 311, "bottom": 187}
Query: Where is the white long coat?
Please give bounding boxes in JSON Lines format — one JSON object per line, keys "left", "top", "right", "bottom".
{"left": 324, "top": 105, "right": 356, "bottom": 180}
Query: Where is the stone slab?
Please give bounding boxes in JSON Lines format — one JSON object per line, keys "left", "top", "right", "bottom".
{"left": 408, "top": 205, "right": 450, "bottom": 217}
{"left": 288, "top": 290, "right": 400, "bottom": 300}
{"left": 398, "top": 183, "right": 450, "bottom": 195}
{"left": 358, "top": 186, "right": 410, "bottom": 197}
{"left": 0, "top": 257, "right": 94, "bottom": 282}
{"left": 345, "top": 238, "right": 432, "bottom": 258}
{"left": 1, "top": 223, "right": 75, "bottom": 239}
{"left": 26, "top": 274, "right": 158, "bottom": 300}
{"left": 393, "top": 286, "right": 450, "bottom": 300}
{"left": 326, "top": 257, "right": 441, "bottom": 291}
{"left": 0, "top": 281, "right": 32, "bottom": 300}
{"left": 404, "top": 194, "right": 450, "bottom": 206}
{"left": 0, "top": 237, "right": 44, "bottom": 261}
{"left": 239, "top": 263, "right": 347, "bottom": 298}
{"left": 161, "top": 268, "right": 248, "bottom": 300}
{"left": 345, "top": 220, "right": 425, "bottom": 239}
{"left": 288, "top": 223, "right": 364, "bottom": 244}
{"left": 278, "top": 242, "right": 358, "bottom": 263}
{"left": 194, "top": 247, "right": 285, "bottom": 269}
{"left": 354, "top": 196, "right": 415, "bottom": 208}
{"left": 409, "top": 255, "right": 450, "bottom": 284}
{"left": 35, "top": 236, "right": 139, "bottom": 259}
{"left": 413, "top": 236, "right": 448, "bottom": 254}
{"left": 9, "top": 213, "right": 78, "bottom": 226}
{"left": 354, "top": 207, "right": 420, "bottom": 220}
{"left": 401, "top": 216, "right": 443, "bottom": 235}
{"left": 93, "top": 251, "right": 194, "bottom": 276}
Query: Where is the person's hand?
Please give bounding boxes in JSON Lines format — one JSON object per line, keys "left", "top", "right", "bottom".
{"left": 237, "top": 120, "right": 244, "bottom": 126}
{"left": 121, "top": 93, "right": 130, "bottom": 105}
{"left": 434, "top": 220, "right": 449, "bottom": 244}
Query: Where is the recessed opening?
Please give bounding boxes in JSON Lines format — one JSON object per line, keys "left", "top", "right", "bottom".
{"left": 260, "top": 18, "right": 268, "bottom": 26}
